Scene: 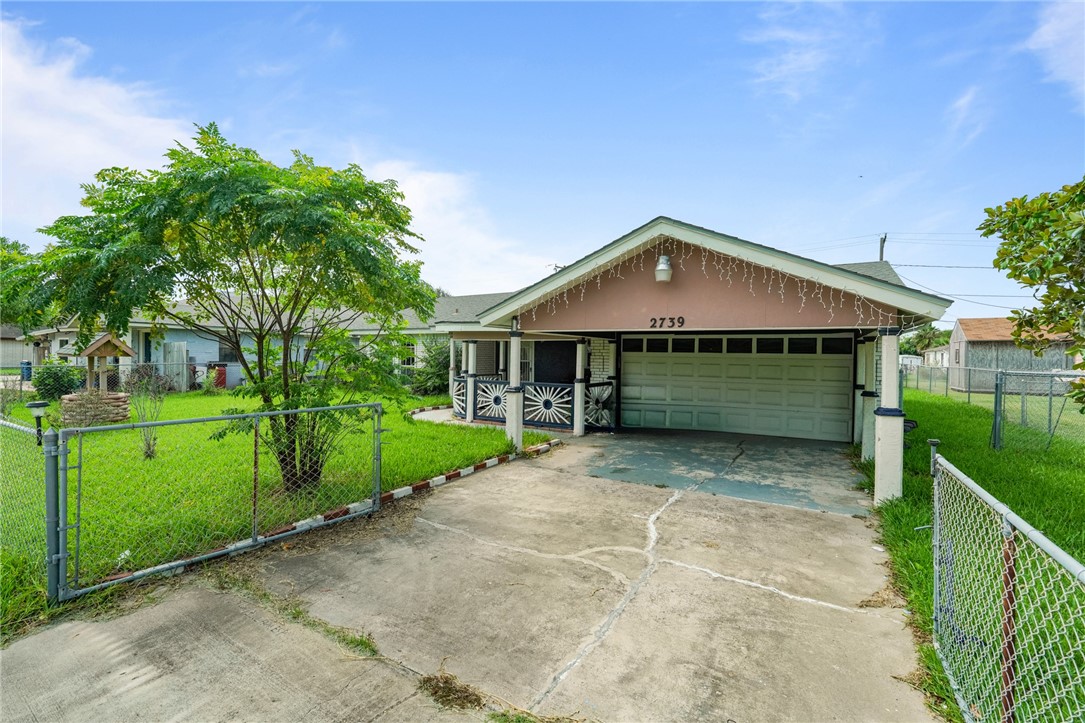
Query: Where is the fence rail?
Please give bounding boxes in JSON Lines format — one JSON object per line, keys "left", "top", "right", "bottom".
{"left": 44, "top": 403, "right": 383, "bottom": 601}
{"left": 931, "top": 446, "right": 1085, "bottom": 722}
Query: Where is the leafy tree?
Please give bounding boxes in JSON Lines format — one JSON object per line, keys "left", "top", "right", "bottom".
{"left": 980, "top": 176, "right": 1085, "bottom": 409}
{"left": 0, "top": 237, "right": 58, "bottom": 332}
{"left": 903, "top": 323, "right": 950, "bottom": 355}
{"left": 35, "top": 124, "right": 434, "bottom": 488}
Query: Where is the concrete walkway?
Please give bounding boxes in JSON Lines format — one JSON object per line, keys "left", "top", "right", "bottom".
{"left": 1, "top": 437, "right": 928, "bottom": 722}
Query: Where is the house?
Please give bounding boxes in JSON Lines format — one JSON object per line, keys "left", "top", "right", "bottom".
{"left": 923, "top": 345, "right": 949, "bottom": 366}
{"left": 0, "top": 324, "right": 32, "bottom": 368}
{"left": 949, "top": 318, "right": 1074, "bottom": 371}
{"left": 899, "top": 354, "right": 922, "bottom": 369}
{"left": 443, "top": 217, "right": 952, "bottom": 504}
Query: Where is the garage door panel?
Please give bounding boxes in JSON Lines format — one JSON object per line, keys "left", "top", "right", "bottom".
{"left": 726, "top": 364, "right": 752, "bottom": 379}
{"left": 643, "top": 409, "right": 667, "bottom": 427}
{"left": 755, "top": 389, "right": 784, "bottom": 406}
{"left": 820, "top": 391, "right": 851, "bottom": 410}
{"left": 821, "top": 366, "right": 852, "bottom": 382}
{"left": 696, "top": 411, "right": 722, "bottom": 428}
{"left": 725, "top": 388, "right": 752, "bottom": 404}
{"left": 756, "top": 365, "right": 784, "bottom": 380}
{"left": 670, "top": 385, "right": 695, "bottom": 402}
{"left": 669, "top": 410, "right": 694, "bottom": 428}
{"left": 642, "top": 384, "right": 667, "bottom": 401}
{"left": 646, "top": 361, "right": 670, "bottom": 376}
{"left": 788, "top": 390, "right": 817, "bottom": 408}
{"left": 622, "top": 385, "right": 643, "bottom": 400}
{"left": 787, "top": 365, "right": 816, "bottom": 381}
{"left": 697, "top": 386, "right": 721, "bottom": 403}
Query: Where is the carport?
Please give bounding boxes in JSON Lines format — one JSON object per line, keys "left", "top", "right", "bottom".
{"left": 449, "top": 217, "right": 951, "bottom": 504}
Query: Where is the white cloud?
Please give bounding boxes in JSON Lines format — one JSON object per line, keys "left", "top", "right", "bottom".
{"left": 0, "top": 18, "right": 191, "bottom": 249}
{"left": 946, "top": 85, "right": 987, "bottom": 147}
{"left": 1025, "top": 2, "right": 1085, "bottom": 111}
{"left": 365, "top": 158, "right": 555, "bottom": 295}
{"left": 743, "top": 4, "right": 875, "bottom": 103}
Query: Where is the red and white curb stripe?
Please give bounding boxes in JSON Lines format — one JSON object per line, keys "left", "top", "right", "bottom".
{"left": 408, "top": 404, "right": 454, "bottom": 414}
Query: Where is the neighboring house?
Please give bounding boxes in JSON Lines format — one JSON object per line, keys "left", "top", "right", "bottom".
{"left": 444, "top": 216, "right": 951, "bottom": 471}
{"left": 899, "top": 354, "right": 922, "bottom": 369}
{"left": 922, "top": 345, "right": 949, "bottom": 367}
{"left": 0, "top": 325, "right": 32, "bottom": 368}
{"left": 949, "top": 318, "right": 1074, "bottom": 371}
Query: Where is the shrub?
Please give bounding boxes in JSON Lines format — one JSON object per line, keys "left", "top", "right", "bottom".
{"left": 32, "top": 361, "right": 83, "bottom": 402}
{"left": 411, "top": 338, "right": 451, "bottom": 395}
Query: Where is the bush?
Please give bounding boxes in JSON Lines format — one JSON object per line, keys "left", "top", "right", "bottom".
{"left": 32, "top": 361, "right": 83, "bottom": 402}
{"left": 411, "top": 338, "right": 451, "bottom": 395}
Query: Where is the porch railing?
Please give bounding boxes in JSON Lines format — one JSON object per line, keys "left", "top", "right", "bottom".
{"left": 474, "top": 379, "right": 509, "bottom": 422}
{"left": 451, "top": 377, "right": 615, "bottom": 433}
{"left": 585, "top": 381, "right": 615, "bottom": 430}
{"left": 523, "top": 381, "right": 574, "bottom": 428}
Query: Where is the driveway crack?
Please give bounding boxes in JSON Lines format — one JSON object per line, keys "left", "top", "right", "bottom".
{"left": 530, "top": 485, "right": 698, "bottom": 711}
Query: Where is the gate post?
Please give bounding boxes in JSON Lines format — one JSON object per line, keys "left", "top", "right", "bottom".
{"left": 372, "top": 404, "right": 383, "bottom": 511}
{"left": 43, "top": 428, "right": 60, "bottom": 605}
{"left": 992, "top": 371, "right": 1004, "bottom": 450}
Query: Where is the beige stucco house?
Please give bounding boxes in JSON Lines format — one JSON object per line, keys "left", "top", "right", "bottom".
{"left": 444, "top": 217, "right": 952, "bottom": 503}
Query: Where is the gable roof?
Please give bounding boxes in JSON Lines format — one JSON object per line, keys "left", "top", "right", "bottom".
{"left": 833, "top": 261, "right": 905, "bottom": 287}
{"left": 478, "top": 216, "right": 951, "bottom": 327}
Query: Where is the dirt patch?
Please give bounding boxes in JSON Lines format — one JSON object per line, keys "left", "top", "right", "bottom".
{"left": 858, "top": 582, "right": 906, "bottom": 609}
{"left": 419, "top": 670, "right": 486, "bottom": 710}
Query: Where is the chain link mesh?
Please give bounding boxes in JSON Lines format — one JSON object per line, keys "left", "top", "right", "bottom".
{"left": 64, "top": 405, "right": 378, "bottom": 591}
{"left": 933, "top": 457, "right": 1085, "bottom": 722}
{"left": 0, "top": 419, "right": 45, "bottom": 583}
{"left": 998, "top": 371, "right": 1083, "bottom": 451}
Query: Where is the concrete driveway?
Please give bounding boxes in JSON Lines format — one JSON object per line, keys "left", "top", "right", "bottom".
{"left": 2, "top": 434, "right": 928, "bottom": 722}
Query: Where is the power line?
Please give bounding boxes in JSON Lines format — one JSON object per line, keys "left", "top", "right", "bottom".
{"left": 894, "top": 264, "right": 993, "bottom": 269}
{"left": 896, "top": 272, "right": 1027, "bottom": 310}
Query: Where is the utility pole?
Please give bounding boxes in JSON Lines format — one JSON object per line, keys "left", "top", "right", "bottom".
{"left": 879, "top": 233, "right": 887, "bottom": 261}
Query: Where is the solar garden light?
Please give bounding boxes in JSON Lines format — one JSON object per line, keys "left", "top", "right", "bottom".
{"left": 26, "top": 401, "right": 49, "bottom": 445}
{"left": 655, "top": 255, "right": 673, "bottom": 283}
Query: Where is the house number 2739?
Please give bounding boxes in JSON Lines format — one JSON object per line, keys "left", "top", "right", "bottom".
{"left": 648, "top": 316, "right": 685, "bottom": 328}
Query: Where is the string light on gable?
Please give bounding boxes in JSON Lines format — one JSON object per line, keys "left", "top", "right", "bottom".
{"left": 517, "top": 234, "right": 921, "bottom": 329}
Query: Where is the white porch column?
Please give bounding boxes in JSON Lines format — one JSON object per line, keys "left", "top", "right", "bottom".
{"left": 573, "top": 338, "right": 587, "bottom": 436}
{"left": 861, "top": 337, "right": 878, "bottom": 460}
{"left": 448, "top": 337, "right": 457, "bottom": 396}
{"left": 506, "top": 320, "right": 524, "bottom": 451}
{"left": 465, "top": 340, "right": 477, "bottom": 423}
{"left": 874, "top": 327, "right": 904, "bottom": 504}
{"left": 852, "top": 336, "right": 866, "bottom": 444}
{"left": 498, "top": 341, "right": 506, "bottom": 379}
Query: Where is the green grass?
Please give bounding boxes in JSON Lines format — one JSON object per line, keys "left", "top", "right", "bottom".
{"left": 1, "top": 390, "right": 550, "bottom": 640}
{"left": 869, "top": 388, "right": 1085, "bottom": 720}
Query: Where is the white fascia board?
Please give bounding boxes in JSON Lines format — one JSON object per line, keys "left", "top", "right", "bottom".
{"left": 432, "top": 323, "right": 507, "bottom": 333}
{"left": 478, "top": 217, "right": 952, "bottom": 326}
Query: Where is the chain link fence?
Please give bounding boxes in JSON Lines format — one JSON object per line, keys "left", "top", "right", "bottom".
{"left": 931, "top": 449, "right": 1085, "bottom": 722}
{"left": 44, "top": 403, "right": 383, "bottom": 599}
{"left": 0, "top": 418, "right": 46, "bottom": 591}
{"left": 904, "top": 366, "right": 1083, "bottom": 450}
{"left": 993, "top": 370, "right": 1083, "bottom": 451}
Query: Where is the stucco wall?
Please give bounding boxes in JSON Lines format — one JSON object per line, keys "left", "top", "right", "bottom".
{"left": 519, "top": 253, "right": 896, "bottom": 333}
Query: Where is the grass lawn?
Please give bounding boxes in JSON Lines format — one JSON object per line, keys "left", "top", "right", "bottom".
{"left": 868, "top": 388, "right": 1085, "bottom": 721}
{"left": 1, "top": 391, "right": 552, "bottom": 639}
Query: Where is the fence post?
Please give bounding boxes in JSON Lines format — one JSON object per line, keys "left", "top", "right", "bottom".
{"left": 1047, "top": 374, "right": 1054, "bottom": 435}
{"left": 944, "top": 366, "right": 949, "bottom": 397}
{"left": 251, "top": 416, "right": 260, "bottom": 543}
{"left": 992, "top": 371, "right": 1004, "bottom": 450}
{"left": 999, "top": 515, "right": 1019, "bottom": 723}
{"left": 928, "top": 438, "right": 940, "bottom": 477}
{"left": 898, "top": 367, "right": 905, "bottom": 408}
{"left": 372, "top": 404, "right": 383, "bottom": 511}
{"left": 43, "top": 428, "right": 60, "bottom": 605}
{"left": 928, "top": 438, "right": 942, "bottom": 656}
{"left": 967, "top": 367, "right": 972, "bottom": 404}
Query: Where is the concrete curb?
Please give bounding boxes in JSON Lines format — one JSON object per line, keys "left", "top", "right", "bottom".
{"left": 407, "top": 404, "right": 454, "bottom": 415}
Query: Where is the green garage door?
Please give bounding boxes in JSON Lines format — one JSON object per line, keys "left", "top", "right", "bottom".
{"left": 620, "top": 335, "right": 854, "bottom": 442}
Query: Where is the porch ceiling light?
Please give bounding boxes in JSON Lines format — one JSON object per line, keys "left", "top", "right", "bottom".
{"left": 655, "top": 255, "right": 673, "bottom": 283}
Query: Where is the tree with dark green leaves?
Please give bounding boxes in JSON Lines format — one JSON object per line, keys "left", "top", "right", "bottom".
{"left": 0, "top": 237, "right": 58, "bottom": 332}
{"left": 33, "top": 124, "right": 435, "bottom": 488}
{"left": 980, "top": 176, "right": 1084, "bottom": 409}
{"left": 902, "top": 323, "right": 950, "bottom": 355}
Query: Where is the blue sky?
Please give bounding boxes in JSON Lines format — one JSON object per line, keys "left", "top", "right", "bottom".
{"left": 2, "top": 2, "right": 1083, "bottom": 327}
